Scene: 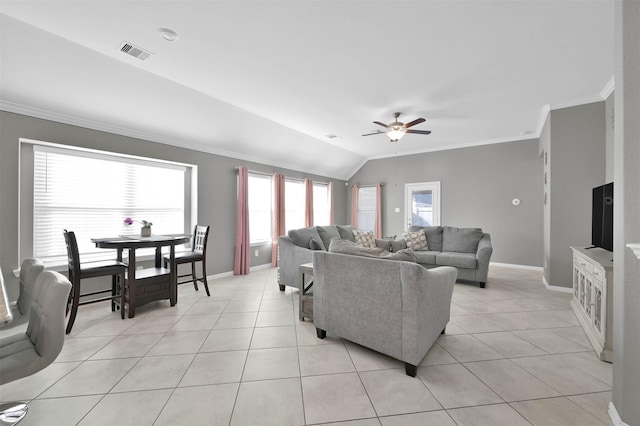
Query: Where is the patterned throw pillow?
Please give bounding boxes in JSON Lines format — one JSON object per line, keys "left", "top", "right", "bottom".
{"left": 402, "top": 229, "right": 428, "bottom": 250}
{"left": 352, "top": 230, "right": 376, "bottom": 248}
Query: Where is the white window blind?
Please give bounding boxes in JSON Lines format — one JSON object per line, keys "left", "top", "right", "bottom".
{"left": 33, "top": 145, "right": 186, "bottom": 263}
{"left": 313, "top": 183, "right": 330, "bottom": 226}
{"left": 248, "top": 173, "right": 272, "bottom": 244}
{"left": 357, "top": 186, "right": 377, "bottom": 232}
{"left": 285, "top": 179, "right": 305, "bottom": 232}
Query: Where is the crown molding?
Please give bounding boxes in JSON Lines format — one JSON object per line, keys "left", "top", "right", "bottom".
{"left": 601, "top": 76, "right": 615, "bottom": 99}
{"left": 0, "top": 100, "right": 348, "bottom": 180}
{"left": 536, "top": 104, "right": 551, "bottom": 139}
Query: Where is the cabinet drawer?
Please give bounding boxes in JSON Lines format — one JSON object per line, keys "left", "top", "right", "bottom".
{"left": 575, "top": 254, "right": 593, "bottom": 275}
{"left": 592, "top": 265, "right": 605, "bottom": 283}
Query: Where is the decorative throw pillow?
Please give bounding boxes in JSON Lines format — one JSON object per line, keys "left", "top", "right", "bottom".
{"left": 308, "top": 238, "right": 323, "bottom": 251}
{"left": 352, "top": 229, "right": 376, "bottom": 248}
{"left": 402, "top": 229, "right": 428, "bottom": 250}
{"left": 409, "top": 226, "right": 443, "bottom": 251}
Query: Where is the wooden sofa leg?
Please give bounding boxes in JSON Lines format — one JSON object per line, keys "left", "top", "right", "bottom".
{"left": 316, "top": 328, "right": 326, "bottom": 339}
{"left": 479, "top": 282, "right": 486, "bottom": 288}
{"left": 405, "top": 363, "right": 417, "bottom": 377}
{"left": 279, "top": 284, "right": 286, "bottom": 291}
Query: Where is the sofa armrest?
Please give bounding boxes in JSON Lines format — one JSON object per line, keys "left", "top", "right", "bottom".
{"left": 475, "top": 233, "right": 493, "bottom": 282}
{"left": 401, "top": 265, "right": 457, "bottom": 365}
{"left": 278, "top": 236, "right": 314, "bottom": 290}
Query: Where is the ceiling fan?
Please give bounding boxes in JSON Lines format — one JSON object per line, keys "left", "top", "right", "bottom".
{"left": 362, "top": 112, "right": 431, "bottom": 142}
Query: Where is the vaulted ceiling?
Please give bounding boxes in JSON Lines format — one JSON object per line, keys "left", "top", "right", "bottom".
{"left": 0, "top": 1, "right": 614, "bottom": 180}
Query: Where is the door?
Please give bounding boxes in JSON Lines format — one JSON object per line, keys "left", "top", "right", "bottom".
{"left": 405, "top": 182, "right": 441, "bottom": 229}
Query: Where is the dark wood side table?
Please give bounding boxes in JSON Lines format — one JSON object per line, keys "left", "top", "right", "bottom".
{"left": 299, "top": 262, "right": 314, "bottom": 321}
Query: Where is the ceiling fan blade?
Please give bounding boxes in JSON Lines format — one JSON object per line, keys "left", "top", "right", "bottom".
{"left": 404, "top": 118, "right": 426, "bottom": 128}
{"left": 362, "top": 131, "right": 385, "bottom": 137}
{"left": 373, "top": 121, "right": 389, "bottom": 128}
{"left": 406, "top": 129, "right": 432, "bottom": 135}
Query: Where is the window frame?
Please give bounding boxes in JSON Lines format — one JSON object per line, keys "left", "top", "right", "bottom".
{"left": 19, "top": 138, "right": 197, "bottom": 268}
{"left": 357, "top": 186, "right": 377, "bottom": 233}
{"left": 247, "top": 172, "right": 273, "bottom": 246}
{"left": 312, "top": 182, "right": 330, "bottom": 227}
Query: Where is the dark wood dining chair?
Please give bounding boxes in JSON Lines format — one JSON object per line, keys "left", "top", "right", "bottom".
{"left": 63, "top": 230, "right": 127, "bottom": 334}
{"left": 163, "top": 225, "right": 210, "bottom": 297}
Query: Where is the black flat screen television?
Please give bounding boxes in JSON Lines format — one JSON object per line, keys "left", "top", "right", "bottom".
{"left": 592, "top": 182, "right": 614, "bottom": 252}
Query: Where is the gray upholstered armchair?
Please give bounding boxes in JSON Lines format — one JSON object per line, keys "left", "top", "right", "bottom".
{"left": 312, "top": 251, "right": 457, "bottom": 377}
{"left": 0, "top": 270, "right": 72, "bottom": 424}
{"left": 0, "top": 258, "right": 45, "bottom": 339}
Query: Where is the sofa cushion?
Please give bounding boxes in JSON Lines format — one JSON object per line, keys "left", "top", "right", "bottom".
{"left": 402, "top": 230, "right": 428, "bottom": 250}
{"left": 336, "top": 225, "right": 356, "bottom": 242}
{"left": 436, "top": 252, "right": 477, "bottom": 269}
{"left": 441, "top": 226, "right": 483, "bottom": 253}
{"left": 328, "top": 238, "right": 417, "bottom": 262}
{"left": 413, "top": 251, "right": 439, "bottom": 265}
{"left": 309, "top": 238, "right": 324, "bottom": 250}
{"left": 375, "top": 238, "right": 392, "bottom": 252}
{"left": 316, "top": 226, "right": 340, "bottom": 250}
{"left": 353, "top": 230, "right": 376, "bottom": 248}
{"left": 390, "top": 239, "right": 407, "bottom": 252}
{"left": 409, "top": 226, "right": 443, "bottom": 251}
{"left": 288, "top": 227, "right": 326, "bottom": 250}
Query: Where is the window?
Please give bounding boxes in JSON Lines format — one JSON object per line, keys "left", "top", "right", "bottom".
{"left": 285, "top": 179, "right": 305, "bottom": 232}
{"left": 313, "top": 183, "right": 330, "bottom": 226}
{"left": 357, "top": 186, "right": 377, "bottom": 232}
{"left": 26, "top": 142, "right": 193, "bottom": 264}
{"left": 248, "top": 173, "right": 272, "bottom": 244}
{"left": 404, "top": 181, "right": 441, "bottom": 228}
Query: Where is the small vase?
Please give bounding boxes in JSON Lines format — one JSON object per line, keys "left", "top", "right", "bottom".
{"left": 141, "top": 226, "right": 152, "bottom": 237}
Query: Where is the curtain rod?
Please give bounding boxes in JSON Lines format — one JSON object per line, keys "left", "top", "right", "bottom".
{"left": 234, "top": 166, "right": 331, "bottom": 185}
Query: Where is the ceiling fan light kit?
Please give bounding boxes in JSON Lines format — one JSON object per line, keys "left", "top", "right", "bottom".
{"left": 387, "top": 126, "right": 407, "bottom": 142}
{"left": 363, "top": 112, "right": 431, "bottom": 142}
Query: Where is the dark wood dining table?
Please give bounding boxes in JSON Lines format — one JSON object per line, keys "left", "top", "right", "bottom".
{"left": 91, "top": 234, "right": 190, "bottom": 318}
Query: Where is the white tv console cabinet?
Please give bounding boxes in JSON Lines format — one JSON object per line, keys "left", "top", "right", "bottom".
{"left": 570, "top": 246, "right": 613, "bottom": 362}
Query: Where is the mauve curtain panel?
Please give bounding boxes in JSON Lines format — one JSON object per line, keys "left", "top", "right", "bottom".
{"left": 328, "top": 182, "right": 334, "bottom": 225}
{"left": 234, "top": 166, "right": 250, "bottom": 275}
{"left": 271, "top": 173, "right": 286, "bottom": 267}
{"left": 375, "top": 182, "right": 382, "bottom": 238}
{"left": 351, "top": 184, "right": 359, "bottom": 228}
{"left": 304, "top": 178, "right": 314, "bottom": 228}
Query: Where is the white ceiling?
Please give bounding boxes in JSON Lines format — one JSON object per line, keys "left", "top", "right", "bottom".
{"left": 0, "top": 1, "right": 614, "bottom": 180}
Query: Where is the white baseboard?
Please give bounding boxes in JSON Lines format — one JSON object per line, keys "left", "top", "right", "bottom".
{"left": 609, "top": 402, "right": 630, "bottom": 426}
{"left": 542, "top": 276, "right": 574, "bottom": 293}
{"left": 209, "top": 263, "right": 273, "bottom": 279}
{"left": 490, "top": 262, "right": 543, "bottom": 271}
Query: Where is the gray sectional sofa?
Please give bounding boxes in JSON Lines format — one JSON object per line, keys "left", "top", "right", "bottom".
{"left": 313, "top": 250, "right": 458, "bottom": 376}
{"left": 278, "top": 224, "right": 492, "bottom": 290}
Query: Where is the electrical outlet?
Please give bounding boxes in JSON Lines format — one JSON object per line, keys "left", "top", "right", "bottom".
{"left": 395, "top": 207, "right": 400, "bottom": 213}
{"left": 255, "top": 250, "right": 259, "bottom": 257}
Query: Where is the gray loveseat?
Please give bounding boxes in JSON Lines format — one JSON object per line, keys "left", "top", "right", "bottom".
{"left": 313, "top": 250, "right": 458, "bottom": 376}
{"left": 406, "top": 225, "right": 493, "bottom": 288}
{"left": 278, "top": 224, "right": 492, "bottom": 290}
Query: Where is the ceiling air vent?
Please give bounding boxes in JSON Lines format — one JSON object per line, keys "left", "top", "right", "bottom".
{"left": 119, "top": 41, "right": 152, "bottom": 61}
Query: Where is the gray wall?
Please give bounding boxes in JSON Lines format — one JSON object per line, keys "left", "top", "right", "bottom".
{"left": 545, "top": 102, "right": 606, "bottom": 288}
{"left": 0, "top": 111, "right": 347, "bottom": 300}
{"left": 605, "top": 91, "right": 615, "bottom": 182}
{"left": 347, "top": 139, "right": 543, "bottom": 267}
{"left": 612, "top": 0, "right": 640, "bottom": 423}
{"left": 540, "top": 117, "right": 551, "bottom": 283}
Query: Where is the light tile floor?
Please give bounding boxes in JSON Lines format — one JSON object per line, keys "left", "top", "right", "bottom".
{"left": 0, "top": 265, "right": 613, "bottom": 425}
